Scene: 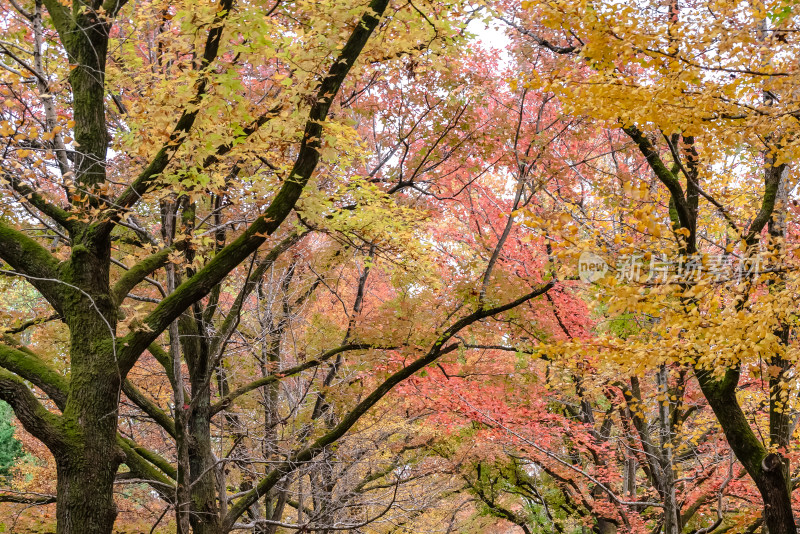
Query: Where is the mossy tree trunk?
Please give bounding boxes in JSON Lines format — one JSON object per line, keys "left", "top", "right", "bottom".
{"left": 696, "top": 369, "right": 796, "bottom": 534}
{"left": 56, "top": 251, "right": 123, "bottom": 534}
{"left": 50, "top": 4, "right": 122, "bottom": 532}
{"left": 622, "top": 124, "right": 795, "bottom": 534}
{"left": 0, "top": 0, "right": 394, "bottom": 532}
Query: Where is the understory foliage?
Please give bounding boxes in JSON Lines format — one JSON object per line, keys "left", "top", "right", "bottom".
{"left": 0, "top": 401, "right": 22, "bottom": 478}
{"left": 1, "top": 0, "right": 800, "bottom": 533}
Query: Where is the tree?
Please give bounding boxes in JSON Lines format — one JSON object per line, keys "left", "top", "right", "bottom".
{"left": 105, "top": 40, "right": 559, "bottom": 532}
{"left": 500, "top": 1, "right": 800, "bottom": 532}
{"left": 0, "top": 0, "right": 405, "bottom": 531}
{"left": 6, "top": 1, "right": 799, "bottom": 532}
{"left": 0, "top": 1, "right": 562, "bottom": 532}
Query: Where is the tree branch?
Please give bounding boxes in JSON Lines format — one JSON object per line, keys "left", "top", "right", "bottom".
{"left": 2, "top": 313, "right": 60, "bottom": 335}
{"left": 118, "top": 436, "right": 177, "bottom": 480}
{"left": 0, "top": 219, "right": 65, "bottom": 314}
{"left": 0, "top": 369, "right": 65, "bottom": 450}
{"left": 211, "top": 343, "right": 382, "bottom": 415}
{"left": 222, "top": 281, "right": 553, "bottom": 529}
{"left": 114, "top": 0, "right": 392, "bottom": 375}
{"left": 0, "top": 337, "right": 68, "bottom": 409}
{"left": 2, "top": 172, "right": 73, "bottom": 229}
{"left": 206, "top": 231, "right": 304, "bottom": 364}
{"left": 122, "top": 380, "right": 176, "bottom": 438}
{"left": 498, "top": 16, "right": 580, "bottom": 54}
{"left": 745, "top": 161, "right": 784, "bottom": 246}
{"left": 112, "top": 246, "right": 175, "bottom": 306}
{"left": 622, "top": 126, "right": 693, "bottom": 234}
{"left": 117, "top": 437, "right": 176, "bottom": 503}
{"left": 661, "top": 134, "right": 740, "bottom": 236}
{"left": 97, "top": 0, "right": 236, "bottom": 236}
{"left": 0, "top": 491, "right": 56, "bottom": 505}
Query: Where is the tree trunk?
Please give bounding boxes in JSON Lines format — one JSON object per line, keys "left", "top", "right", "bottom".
{"left": 57, "top": 303, "right": 122, "bottom": 534}
{"left": 759, "top": 453, "right": 796, "bottom": 534}
{"left": 656, "top": 366, "right": 681, "bottom": 534}
{"left": 696, "top": 369, "right": 797, "bottom": 534}
{"left": 55, "top": 453, "right": 119, "bottom": 534}
{"left": 189, "top": 402, "right": 222, "bottom": 534}
{"left": 52, "top": 10, "right": 118, "bottom": 532}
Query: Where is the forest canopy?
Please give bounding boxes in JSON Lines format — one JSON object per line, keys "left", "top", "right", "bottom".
{"left": 1, "top": 0, "right": 800, "bottom": 533}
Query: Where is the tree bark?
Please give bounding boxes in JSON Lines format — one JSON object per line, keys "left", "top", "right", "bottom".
{"left": 57, "top": 257, "right": 123, "bottom": 534}
{"left": 55, "top": 447, "right": 119, "bottom": 534}
{"left": 696, "top": 369, "right": 796, "bottom": 534}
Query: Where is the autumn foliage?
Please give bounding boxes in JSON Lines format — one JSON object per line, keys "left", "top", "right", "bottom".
{"left": 1, "top": 0, "right": 800, "bottom": 533}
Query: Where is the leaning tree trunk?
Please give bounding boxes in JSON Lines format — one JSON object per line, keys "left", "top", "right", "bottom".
{"left": 696, "top": 369, "right": 797, "bottom": 534}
